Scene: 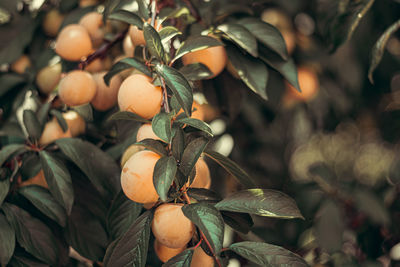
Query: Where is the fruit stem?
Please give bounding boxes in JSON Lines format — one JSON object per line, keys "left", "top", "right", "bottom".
{"left": 182, "top": 191, "right": 223, "bottom": 267}
{"left": 161, "top": 77, "right": 170, "bottom": 113}
{"left": 78, "top": 28, "right": 128, "bottom": 70}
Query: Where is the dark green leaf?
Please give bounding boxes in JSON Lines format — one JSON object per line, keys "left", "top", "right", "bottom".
{"left": 239, "top": 18, "right": 288, "bottom": 60}
{"left": 159, "top": 7, "right": 192, "bottom": 21}
{"left": 72, "top": 104, "right": 93, "bottom": 122}
{"left": 179, "top": 63, "right": 213, "bottom": 81}
{"left": 204, "top": 150, "right": 256, "bottom": 188}
{"left": 18, "top": 185, "right": 67, "bottom": 227}
{"left": 2, "top": 203, "right": 58, "bottom": 265}
{"left": 0, "top": 73, "right": 26, "bottom": 98}
{"left": 156, "top": 64, "right": 193, "bottom": 116}
{"left": 107, "top": 190, "right": 142, "bottom": 240}
{"left": 56, "top": 138, "right": 120, "bottom": 198}
{"left": 8, "top": 253, "right": 49, "bottom": 267}
{"left": 163, "top": 249, "right": 194, "bottom": 267}
{"left": 173, "top": 36, "right": 224, "bottom": 63}
{"left": 137, "top": 0, "right": 150, "bottom": 20}
{"left": 171, "top": 126, "right": 185, "bottom": 161}
{"left": 143, "top": 22, "right": 165, "bottom": 61}
{"left": 23, "top": 110, "right": 42, "bottom": 141}
{"left": 215, "top": 189, "right": 303, "bottom": 219}
{"left": 49, "top": 110, "right": 68, "bottom": 132}
{"left": 176, "top": 118, "right": 213, "bottom": 136}
{"left": 259, "top": 45, "right": 300, "bottom": 92}
{"left": 20, "top": 153, "right": 41, "bottom": 181}
{"left": 108, "top": 10, "right": 143, "bottom": 28}
{"left": 104, "top": 57, "right": 151, "bottom": 86}
{"left": 187, "top": 188, "right": 222, "bottom": 203}
{"left": 182, "top": 203, "right": 224, "bottom": 253}
{"left": 37, "top": 102, "right": 51, "bottom": 126}
{"left": 0, "top": 144, "right": 26, "bottom": 166}
{"left": 135, "top": 139, "right": 167, "bottom": 156}
{"left": 230, "top": 241, "right": 308, "bottom": 266}
{"left": 0, "top": 213, "right": 15, "bottom": 266}
{"left": 226, "top": 45, "right": 268, "bottom": 100}
{"left": 180, "top": 137, "right": 209, "bottom": 177}
{"left": 221, "top": 211, "right": 253, "bottom": 234}
{"left": 39, "top": 151, "right": 74, "bottom": 215}
{"left": 103, "top": 210, "right": 153, "bottom": 267}
{"left": 153, "top": 156, "right": 177, "bottom": 201}
{"left": 368, "top": 19, "right": 400, "bottom": 83}
{"left": 152, "top": 112, "right": 173, "bottom": 143}
{"left": 108, "top": 111, "right": 150, "bottom": 123}
{"left": 159, "top": 26, "right": 182, "bottom": 43}
{"left": 0, "top": 179, "right": 10, "bottom": 206}
{"left": 218, "top": 23, "right": 258, "bottom": 57}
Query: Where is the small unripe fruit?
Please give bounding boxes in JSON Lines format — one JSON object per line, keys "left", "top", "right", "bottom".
{"left": 39, "top": 117, "right": 72, "bottom": 146}
{"left": 121, "top": 150, "right": 161, "bottom": 204}
{"left": 154, "top": 239, "right": 186, "bottom": 263}
{"left": 42, "top": 9, "right": 65, "bottom": 37}
{"left": 118, "top": 74, "right": 162, "bottom": 119}
{"left": 191, "top": 158, "right": 211, "bottom": 189}
{"left": 79, "top": 12, "right": 104, "bottom": 47}
{"left": 152, "top": 203, "right": 195, "bottom": 249}
{"left": 120, "top": 144, "right": 144, "bottom": 167}
{"left": 91, "top": 71, "right": 122, "bottom": 111}
{"left": 11, "top": 55, "right": 31, "bottom": 74}
{"left": 19, "top": 170, "right": 49, "bottom": 189}
{"left": 62, "top": 110, "right": 86, "bottom": 137}
{"left": 190, "top": 247, "right": 214, "bottom": 267}
{"left": 36, "top": 63, "right": 62, "bottom": 94}
{"left": 58, "top": 70, "right": 97, "bottom": 106}
{"left": 55, "top": 24, "right": 93, "bottom": 61}
{"left": 136, "top": 123, "right": 161, "bottom": 142}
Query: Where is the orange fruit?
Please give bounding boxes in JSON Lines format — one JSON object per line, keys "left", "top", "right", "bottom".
{"left": 91, "top": 71, "right": 122, "bottom": 111}
{"left": 190, "top": 158, "right": 211, "bottom": 189}
{"left": 129, "top": 19, "right": 162, "bottom": 47}
{"left": 58, "top": 70, "right": 97, "bottom": 106}
{"left": 136, "top": 123, "right": 161, "bottom": 142}
{"left": 39, "top": 117, "right": 72, "bottom": 146}
{"left": 120, "top": 144, "right": 144, "bottom": 167}
{"left": 79, "top": 12, "right": 104, "bottom": 47}
{"left": 190, "top": 246, "right": 214, "bottom": 267}
{"left": 55, "top": 24, "right": 93, "bottom": 61}
{"left": 154, "top": 239, "right": 186, "bottom": 263}
{"left": 285, "top": 66, "right": 319, "bottom": 101}
{"left": 42, "top": 9, "right": 65, "bottom": 37}
{"left": 123, "top": 35, "right": 135, "bottom": 57}
{"left": 36, "top": 63, "right": 62, "bottom": 94}
{"left": 62, "top": 110, "right": 86, "bottom": 137}
{"left": 11, "top": 55, "right": 31, "bottom": 74}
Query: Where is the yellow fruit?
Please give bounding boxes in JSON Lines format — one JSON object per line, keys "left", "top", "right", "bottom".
{"left": 118, "top": 74, "right": 162, "bottom": 119}
{"left": 79, "top": 12, "right": 104, "bottom": 47}
{"left": 120, "top": 144, "right": 144, "bottom": 167}
{"left": 91, "top": 71, "right": 122, "bottom": 111}
{"left": 58, "top": 70, "right": 97, "bottom": 106}
{"left": 39, "top": 117, "right": 72, "bottom": 146}
{"left": 42, "top": 9, "right": 65, "bottom": 37}
{"left": 121, "top": 150, "right": 161, "bottom": 204}
{"left": 136, "top": 123, "right": 161, "bottom": 142}
{"left": 55, "top": 24, "right": 93, "bottom": 61}
{"left": 152, "top": 203, "right": 195, "bottom": 248}
{"left": 154, "top": 239, "right": 186, "bottom": 263}
{"left": 190, "top": 246, "right": 214, "bottom": 267}
{"left": 11, "top": 55, "right": 31, "bottom": 74}
{"left": 62, "top": 110, "right": 86, "bottom": 137}
{"left": 36, "top": 63, "right": 62, "bottom": 94}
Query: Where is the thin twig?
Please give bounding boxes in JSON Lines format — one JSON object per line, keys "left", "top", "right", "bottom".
{"left": 161, "top": 77, "right": 170, "bottom": 113}
{"left": 150, "top": 0, "right": 157, "bottom": 26}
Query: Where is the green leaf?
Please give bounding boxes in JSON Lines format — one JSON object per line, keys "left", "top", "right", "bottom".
{"left": 72, "top": 104, "right": 93, "bottom": 122}
{"left": 259, "top": 46, "right": 300, "bottom": 92}
{"left": 239, "top": 17, "right": 288, "bottom": 60}
{"left": 104, "top": 57, "right": 151, "bottom": 86}
{"left": 163, "top": 249, "right": 194, "bottom": 267}
{"left": 204, "top": 150, "right": 256, "bottom": 188}
{"left": 180, "top": 137, "right": 209, "bottom": 177}
{"left": 49, "top": 110, "right": 68, "bottom": 132}
{"left": 56, "top": 138, "right": 120, "bottom": 198}
{"left": 155, "top": 64, "right": 193, "bottom": 116}
{"left": 143, "top": 22, "right": 165, "bottom": 61}
{"left": 107, "top": 190, "right": 142, "bottom": 240}
{"left": 23, "top": 110, "right": 42, "bottom": 141}
{"left": 0, "top": 179, "right": 10, "bottom": 206}
{"left": 221, "top": 211, "right": 253, "bottom": 234}
{"left": 182, "top": 203, "right": 224, "bottom": 253}
{"left": 137, "top": 0, "right": 150, "bottom": 20}
{"left": 175, "top": 117, "right": 213, "bottom": 136}
{"left": 2, "top": 203, "right": 59, "bottom": 265}
{"left": 39, "top": 151, "right": 73, "bottom": 215}
{"left": 159, "top": 26, "right": 182, "bottom": 43}
{"left": 0, "top": 213, "right": 15, "bottom": 266}
{"left": 108, "top": 110, "right": 150, "bottom": 123}
{"left": 103, "top": 210, "right": 153, "bottom": 267}
{"left": 368, "top": 19, "right": 400, "bottom": 83}
{"left": 179, "top": 63, "right": 213, "bottom": 81}
{"left": 218, "top": 23, "right": 258, "bottom": 57}
{"left": 226, "top": 45, "right": 268, "bottom": 100}
{"left": 229, "top": 241, "right": 308, "bottom": 266}
{"left": 108, "top": 10, "right": 143, "bottom": 28}
{"left": 0, "top": 73, "right": 25, "bottom": 98}
{"left": 134, "top": 139, "right": 168, "bottom": 156}
{"left": 173, "top": 36, "right": 224, "bottom": 63}
{"left": 20, "top": 153, "right": 41, "bottom": 181}
{"left": 7, "top": 253, "right": 49, "bottom": 267}
{"left": 171, "top": 125, "right": 185, "bottom": 161}
{"left": 152, "top": 112, "right": 173, "bottom": 143}
{"left": 0, "top": 144, "right": 26, "bottom": 166}
{"left": 187, "top": 188, "right": 222, "bottom": 203}
{"left": 18, "top": 185, "right": 67, "bottom": 227}
{"left": 37, "top": 102, "right": 51, "bottom": 126}
{"left": 215, "top": 189, "right": 303, "bottom": 219}
{"left": 153, "top": 156, "right": 177, "bottom": 201}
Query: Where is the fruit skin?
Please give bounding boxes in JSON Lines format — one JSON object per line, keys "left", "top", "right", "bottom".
{"left": 118, "top": 74, "right": 162, "bottom": 119}
{"left": 190, "top": 158, "right": 211, "bottom": 189}
{"left": 154, "top": 239, "right": 186, "bottom": 263}
{"left": 55, "top": 24, "right": 93, "bottom": 61}
{"left": 136, "top": 123, "right": 161, "bottom": 142}
{"left": 91, "top": 71, "right": 122, "bottom": 111}
{"left": 42, "top": 9, "right": 65, "bottom": 37}
{"left": 58, "top": 70, "right": 97, "bottom": 106}
{"left": 121, "top": 150, "right": 161, "bottom": 204}
{"left": 36, "top": 63, "right": 62, "bottom": 94}
{"left": 79, "top": 12, "right": 104, "bottom": 47}
{"left": 39, "top": 117, "right": 72, "bottom": 146}
{"left": 123, "top": 35, "right": 135, "bottom": 57}
{"left": 152, "top": 203, "right": 195, "bottom": 249}
{"left": 19, "top": 170, "right": 49, "bottom": 189}
{"left": 182, "top": 45, "right": 227, "bottom": 79}
{"left": 120, "top": 144, "right": 144, "bottom": 167}
{"left": 285, "top": 66, "right": 319, "bottom": 101}
{"left": 129, "top": 20, "right": 161, "bottom": 47}
{"left": 11, "top": 55, "right": 31, "bottom": 74}
{"left": 62, "top": 110, "right": 86, "bottom": 137}
{"left": 190, "top": 246, "right": 214, "bottom": 267}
